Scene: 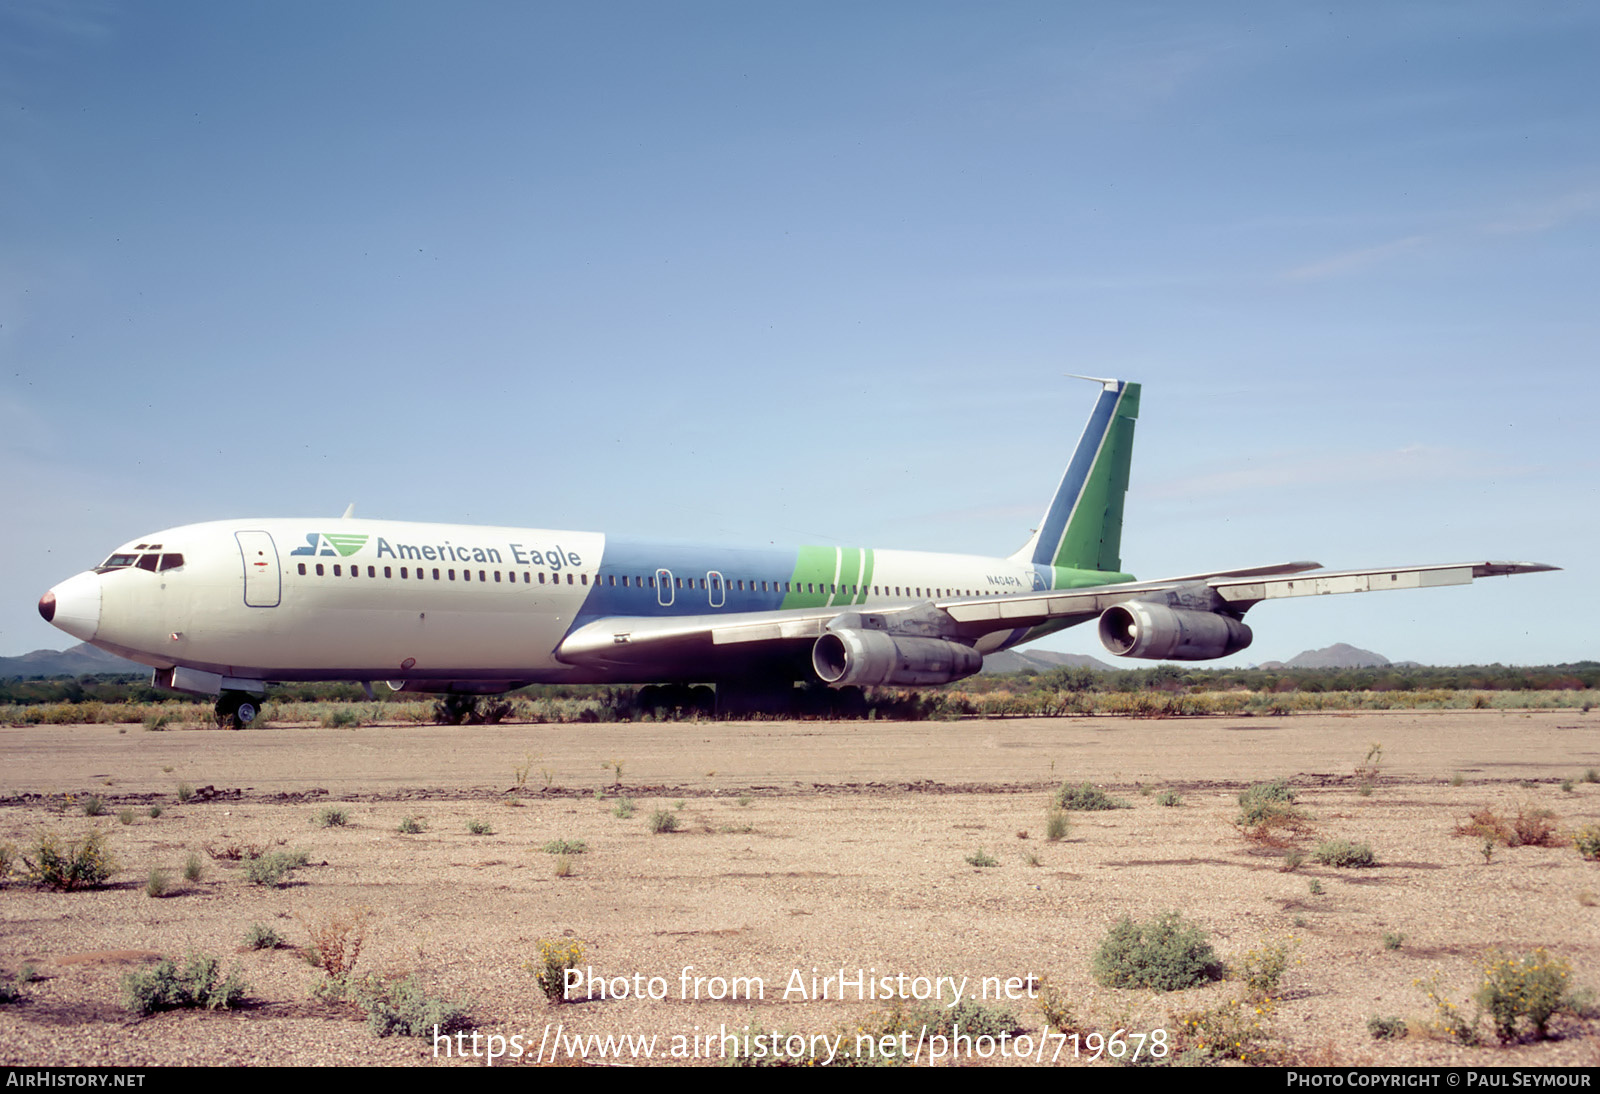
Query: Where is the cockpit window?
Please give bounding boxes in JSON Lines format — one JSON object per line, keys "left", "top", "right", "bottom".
{"left": 96, "top": 553, "right": 140, "bottom": 572}
{"left": 135, "top": 554, "right": 159, "bottom": 572}
{"left": 158, "top": 553, "right": 184, "bottom": 571}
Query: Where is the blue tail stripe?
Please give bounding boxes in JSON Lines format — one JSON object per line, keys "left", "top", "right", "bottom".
{"left": 1029, "top": 382, "right": 1123, "bottom": 567}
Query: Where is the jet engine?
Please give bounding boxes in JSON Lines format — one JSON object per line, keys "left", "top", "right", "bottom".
{"left": 812, "top": 629, "right": 983, "bottom": 687}
{"left": 1098, "top": 602, "right": 1253, "bottom": 661}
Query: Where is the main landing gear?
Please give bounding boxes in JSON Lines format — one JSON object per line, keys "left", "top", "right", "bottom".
{"left": 215, "top": 690, "right": 261, "bottom": 730}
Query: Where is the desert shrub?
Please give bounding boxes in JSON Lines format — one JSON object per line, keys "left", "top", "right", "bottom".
{"left": 1383, "top": 931, "right": 1406, "bottom": 951}
{"left": 1367, "top": 1015, "right": 1406, "bottom": 1040}
{"left": 1037, "top": 983, "right": 1088, "bottom": 1036}
{"left": 529, "top": 938, "right": 586, "bottom": 1002}
{"left": 81, "top": 795, "right": 105, "bottom": 816}
{"left": 1236, "top": 779, "right": 1297, "bottom": 824}
{"left": 243, "top": 848, "right": 309, "bottom": 887}
{"left": 147, "top": 805, "right": 162, "bottom": 819}
{"left": 1312, "top": 839, "right": 1376, "bottom": 868}
{"left": 1234, "top": 939, "right": 1294, "bottom": 1001}
{"left": 22, "top": 829, "right": 117, "bottom": 890}
{"left": 613, "top": 797, "right": 636, "bottom": 819}
{"left": 120, "top": 952, "right": 246, "bottom": 1015}
{"left": 1172, "top": 998, "right": 1275, "bottom": 1063}
{"left": 965, "top": 848, "right": 998, "bottom": 868}
{"left": 176, "top": 783, "right": 194, "bottom": 803}
{"left": 321, "top": 709, "right": 361, "bottom": 728}
{"left": 1575, "top": 825, "right": 1600, "bottom": 861}
{"left": 352, "top": 973, "right": 471, "bottom": 1037}
{"left": 398, "top": 815, "right": 426, "bottom": 834}
{"left": 1477, "top": 949, "right": 1574, "bottom": 1042}
{"left": 1414, "top": 972, "right": 1481, "bottom": 1046}
{"left": 243, "top": 923, "right": 283, "bottom": 950}
{"left": 145, "top": 867, "right": 168, "bottom": 897}
{"left": 117, "top": 808, "right": 135, "bottom": 826}
{"left": 1092, "top": 911, "right": 1222, "bottom": 991}
{"left": 302, "top": 907, "right": 370, "bottom": 981}
{"left": 648, "top": 809, "right": 679, "bottom": 834}
{"left": 313, "top": 806, "right": 349, "bottom": 828}
{"left": 1156, "top": 790, "right": 1182, "bottom": 807}
{"left": 1511, "top": 807, "right": 1561, "bottom": 848}
{"left": 1045, "top": 810, "right": 1070, "bottom": 841}
{"left": 1456, "top": 808, "right": 1514, "bottom": 845}
{"left": 466, "top": 819, "right": 493, "bottom": 835}
{"left": 1056, "top": 782, "right": 1130, "bottom": 811}
{"left": 541, "top": 839, "right": 588, "bottom": 855}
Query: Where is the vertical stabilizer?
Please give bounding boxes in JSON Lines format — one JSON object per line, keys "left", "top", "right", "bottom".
{"left": 1011, "top": 378, "right": 1140, "bottom": 573}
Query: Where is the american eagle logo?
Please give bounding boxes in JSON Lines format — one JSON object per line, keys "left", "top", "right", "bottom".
{"left": 289, "top": 533, "right": 369, "bottom": 558}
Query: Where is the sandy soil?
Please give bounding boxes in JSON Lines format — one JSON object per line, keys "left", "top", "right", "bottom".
{"left": 1, "top": 709, "right": 1596, "bottom": 1068}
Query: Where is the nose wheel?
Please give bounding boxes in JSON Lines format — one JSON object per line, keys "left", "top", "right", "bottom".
{"left": 215, "top": 691, "right": 261, "bottom": 730}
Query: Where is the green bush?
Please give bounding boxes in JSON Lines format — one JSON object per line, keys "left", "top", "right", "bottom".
{"left": 1236, "top": 779, "right": 1298, "bottom": 826}
{"left": 541, "top": 839, "right": 588, "bottom": 855}
{"left": 964, "top": 848, "right": 998, "bottom": 867}
{"left": 529, "top": 939, "right": 586, "bottom": 1002}
{"left": 466, "top": 819, "right": 493, "bottom": 835}
{"left": 1576, "top": 825, "right": 1600, "bottom": 861}
{"left": 1312, "top": 839, "right": 1376, "bottom": 868}
{"left": 1091, "top": 911, "right": 1222, "bottom": 991}
{"left": 1477, "top": 949, "right": 1575, "bottom": 1042}
{"left": 648, "top": 809, "right": 679, "bottom": 834}
{"left": 243, "top": 848, "right": 309, "bottom": 887}
{"left": 353, "top": 973, "right": 471, "bottom": 1037}
{"left": 120, "top": 952, "right": 247, "bottom": 1015}
{"left": 1367, "top": 1015, "right": 1406, "bottom": 1040}
{"left": 21, "top": 829, "right": 117, "bottom": 890}
{"left": 1045, "top": 811, "right": 1070, "bottom": 841}
{"left": 1056, "top": 782, "right": 1130, "bottom": 811}
{"left": 1156, "top": 790, "right": 1182, "bottom": 807}
{"left": 313, "top": 807, "right": 350, "bottom": 828}
{"left": 243, "top": 923, "right": 283, "bottom": 950}
{"left": 398, "top": 815, "right": 426, "bottom": 834}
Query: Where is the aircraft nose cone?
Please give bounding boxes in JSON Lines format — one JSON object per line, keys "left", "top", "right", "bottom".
{"left": 42, "top": 572, "right": 101, "bottom": 642}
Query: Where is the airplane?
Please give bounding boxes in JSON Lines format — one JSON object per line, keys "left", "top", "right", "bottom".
{"left": 37, "top": 378, "right": 1556, "bottom": 727}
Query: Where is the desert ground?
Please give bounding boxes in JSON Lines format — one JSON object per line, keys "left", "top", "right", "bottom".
{"left": 1, "top": 708, "right": 1596, "bottom": 1067}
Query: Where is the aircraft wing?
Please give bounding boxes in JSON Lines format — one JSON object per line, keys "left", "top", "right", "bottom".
{"left": 555, "top": 560, "right": 1558, "bottom": 675}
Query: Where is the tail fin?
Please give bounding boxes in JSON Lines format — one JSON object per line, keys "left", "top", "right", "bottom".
{"left": 1011, "top": 377, "right": 1140, "bottom": 573}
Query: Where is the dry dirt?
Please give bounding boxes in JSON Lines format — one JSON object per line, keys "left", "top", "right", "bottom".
{"left": 1, "top": 709, "right": 1597, "bottom": 1068}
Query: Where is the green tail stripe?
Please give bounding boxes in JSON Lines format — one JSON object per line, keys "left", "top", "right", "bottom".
{"left": 1054, "top": 384, "right": 1139, "bottom": 573}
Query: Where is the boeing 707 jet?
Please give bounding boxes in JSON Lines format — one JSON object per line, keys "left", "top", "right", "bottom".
{"left": 38, "top": 379, "right": 1555, "bottom": 726}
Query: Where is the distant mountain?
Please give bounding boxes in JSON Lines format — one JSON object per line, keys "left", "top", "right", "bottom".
{"left": 1259, "top": 643, "right": 1391, "bottom": 670}
{"left": 980, "top": 648, "right": 1114, "bottom": 674}
{"left": 0, "top": 644, "right": 146, "bottom": 678}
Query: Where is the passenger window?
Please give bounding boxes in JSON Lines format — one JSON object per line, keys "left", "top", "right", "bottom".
{"left": 566, "top": 573, "right": 573, "bottom": 584}
{"left": 334, "top": 565, "right": 342, "bottom": 576}
{"left": 368, "top": 566, "right": 376, "bottom": 578}
{"left": 463, "top": 570, "right": 471, "bottom": 582}
{"left": 479, "top": 570, "right": 486, "bottom": 582}
{"left": 431, "top": 568, "right": 440, "bottom": 580}
{"left": 539, "top": 573, "right": 546, "bottom": 583}
{"left": 494, "top": 571, "right": 501, "bottom": 583}
{"left": 401, "top": 567, "right": 408, "bottom": 579}
{"left": 384, "top": 567, "right": 392, "bottom": 578}
{"left": 297, "top": 563, "right": 307, "bottom": 576}
{"left": 581, "top": 574, "right": 588, "bottom": 585}
{"left": 316, "top": 564, "right": 325, "bottom": 576}
{"left": 449, "top": 569, "right": 456, "bottom": 580}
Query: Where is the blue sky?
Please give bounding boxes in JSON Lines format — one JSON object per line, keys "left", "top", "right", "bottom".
{"left": 3, "top": 1, "right": 1594, "bottom": 666}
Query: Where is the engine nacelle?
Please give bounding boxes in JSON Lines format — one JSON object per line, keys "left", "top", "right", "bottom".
{"left": 1098, "top": 602, "right": 1253, "bottom": 661}
{"left": 812, "top": 629, "right": 983, "bottom": 687}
